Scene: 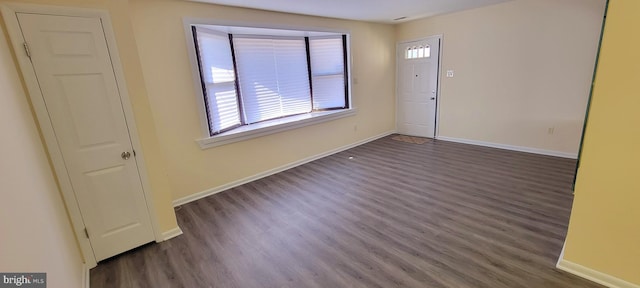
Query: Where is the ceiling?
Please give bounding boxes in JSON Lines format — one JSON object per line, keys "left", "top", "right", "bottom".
{"left": 188, "top": 0, "right": 513, "bottom": 23}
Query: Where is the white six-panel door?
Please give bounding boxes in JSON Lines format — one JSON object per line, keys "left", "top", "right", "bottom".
{"left": 16, "top": 13, "right": 154, "bottom": 261}
{"left": 397, "top": 37, "right": 441, "bottom": 138}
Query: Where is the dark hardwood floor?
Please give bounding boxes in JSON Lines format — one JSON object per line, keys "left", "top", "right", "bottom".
{"left": 91, "top": 135, "right": 602, "bottom": 288}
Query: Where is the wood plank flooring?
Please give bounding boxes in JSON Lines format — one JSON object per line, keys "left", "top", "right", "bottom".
{"left": 91, "top": 135, "right": 602, "bottom": 288}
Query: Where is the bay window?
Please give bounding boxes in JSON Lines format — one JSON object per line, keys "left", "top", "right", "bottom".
{"left": 192, "top": 25, "right": 350, "bottom": 138}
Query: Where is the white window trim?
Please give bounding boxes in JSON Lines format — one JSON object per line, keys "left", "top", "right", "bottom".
{"left": 184, "top": 18, "right": 354, "bottom": 149}
{"left": 197, "top": 108, "right": 357, "bottom": 149}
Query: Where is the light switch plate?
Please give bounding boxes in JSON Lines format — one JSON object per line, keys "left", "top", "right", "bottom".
{"left": 446, "top": 70, "right": 454, "bottom": 78}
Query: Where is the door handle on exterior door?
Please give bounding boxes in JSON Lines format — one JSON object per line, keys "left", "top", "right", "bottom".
{"left": 121, "top": 151, "right": 131, "bottom": 160}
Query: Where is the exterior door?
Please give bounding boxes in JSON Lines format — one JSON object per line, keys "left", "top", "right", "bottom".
{"left": 397, "top": 37, "right": 440, "bottom": 138}
{"left": 16, "top": 13, "right": 154, "bottom": 261}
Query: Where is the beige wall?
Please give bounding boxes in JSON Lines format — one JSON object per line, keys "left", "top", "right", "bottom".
{"left": 0, "top": 0, "right": 179, "bottom": 233}
{"left": 563, "top": 0, "right": 640, "bottom": 285}
{"left": 397, "top": 0, "right": 606, "bottom": 156}
{"left": 129, "top": 0, "right": 397, "bottom": 202}
{"left": 0, "top": 23, "right": 84, "bottom": 287}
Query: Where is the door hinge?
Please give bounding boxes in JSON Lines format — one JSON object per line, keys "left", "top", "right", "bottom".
{"left": 83, "top": 228, "right": 90, "bottom": 239}
{"left": 133, "top": 149, "right": 136, "bottom": 157}
{"left": 23, "top": 42, "right": 31, "bottom": 59}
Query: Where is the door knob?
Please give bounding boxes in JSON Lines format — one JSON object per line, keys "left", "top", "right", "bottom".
{"left": 121, "top": 151, "right": 131, "bottom": 160}
{"left": 430, "top": 97, "right": 436, "bottom": 100}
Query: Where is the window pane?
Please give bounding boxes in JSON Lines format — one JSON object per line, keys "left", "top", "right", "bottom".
{"left": 274, "top": 39, "right": 313, "bottom": 116}
{"left": 206, "top": 83, "right": 241, "bottom": 132}
{"left": 309, "top": 37, "right": 346, "bottom": 109}
{"left": 194, "top": 27, "right": 241, "bottom": 134}
{"left": 310, "top": 37, "right": 344, "bottom": 75}
{"left": 233, "top": 37, "right": 311, "bottom": 124}
{"left": 312, "top": 75, "right": 345, "bottom": 108}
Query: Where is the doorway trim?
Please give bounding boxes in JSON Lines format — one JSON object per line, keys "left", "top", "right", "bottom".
{"left": 1, "top": 3, "right": 163, "bottom": 268}
{"left": 396, "top": 34, "right": 443, "bottom": 138}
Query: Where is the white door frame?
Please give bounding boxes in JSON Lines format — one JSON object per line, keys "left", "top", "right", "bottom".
{"left": 396, "top": 35, "right": 444, "bottom": 138}
{"left": 1, "top": 3, "right": 163, "bottom": 268}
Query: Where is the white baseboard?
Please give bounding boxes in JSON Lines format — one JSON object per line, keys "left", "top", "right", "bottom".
{"left": 83, "top": 264, "right": 90, "bottom": 288}
{"left": 557, "top": 258, "right": 640, "bottom": 288}
{"left": 161, "top": 226, "right": 183, "bottom": 241}
{"left": 436, "top": 136, "right": 578, "bottom": 159}
{"left": 173, "top": 130, "right": 396, "bottom": 207}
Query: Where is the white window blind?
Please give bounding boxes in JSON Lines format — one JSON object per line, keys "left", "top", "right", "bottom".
{"left": 192, "top": 25, "right": 350, "bottom": 136}
{"left": 194, "top": 28, "right": 241, "bottom": 134}
{"left": 309, "top": 36, "right": 346, "bottom": 109}
{"left": 233, "top": 36, "right": 312, "bottom": 124}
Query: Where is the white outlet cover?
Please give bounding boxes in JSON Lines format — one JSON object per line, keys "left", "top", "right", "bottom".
{"left": 446, "top": 70, "right": 454, "bottom": 78}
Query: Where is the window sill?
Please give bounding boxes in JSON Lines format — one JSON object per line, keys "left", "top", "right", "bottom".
{"left": 196, "top": 108, "right": 357, "bottom": 149}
